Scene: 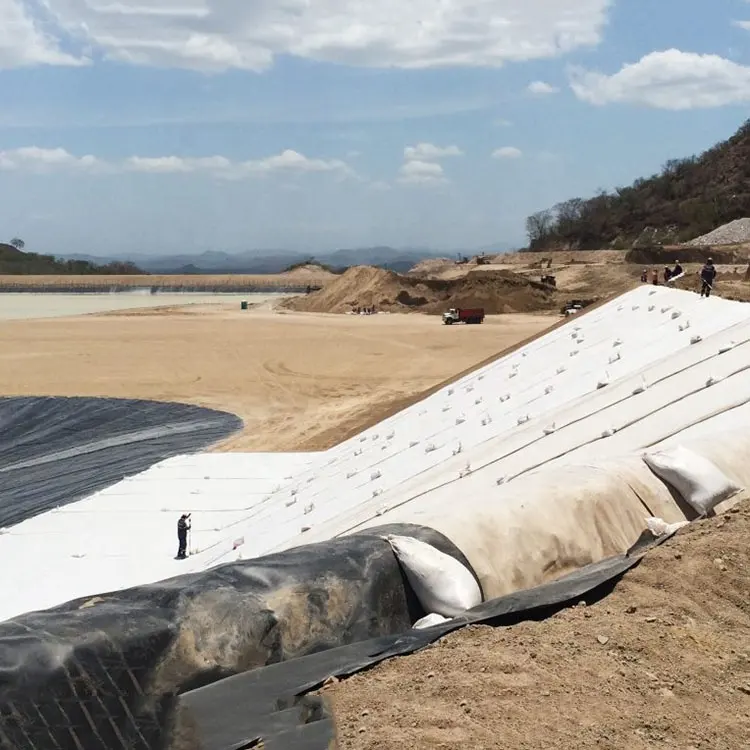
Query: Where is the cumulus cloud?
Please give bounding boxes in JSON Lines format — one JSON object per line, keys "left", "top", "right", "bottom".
{"left": 8, "top": 0, "right": 612, "bottom": 71}
{"left": 398, "top": 160, "right": 447, "bottom": 185}
{"left": 403, "top": 143, "right": 463, "bottom": 161}
{"left": 0, "top": 0, "right": 88, "bottom": 68}
{"left": 0, "top": 146, "right": 104, "bottom": 172}
{"left": 569, "top": 49, "right": 750, "bottom": 110}
{"left": 527, "top": 80, "right": 559, "bottom": 95}
{"left": 0, "top": 146, "right": 354, "bottom": 179}
{"left": 492, "top": 146, "right": 522, "bottom": 159}
{"left": 398, "top": 142, "right": 461, "bottom": 185}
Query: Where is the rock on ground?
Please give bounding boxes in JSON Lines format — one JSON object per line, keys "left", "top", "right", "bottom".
{"left": 687, "top": 218, "right": 750, "bottom": 246}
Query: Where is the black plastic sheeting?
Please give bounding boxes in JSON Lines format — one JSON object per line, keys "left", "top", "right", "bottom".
{"left": 174, "top": 530, "right": 672, "bottom": 750}
{"left": 0, "top": 523, "right": 470, "bottom": 750}
{"left": 0, "top": 396, "right": 243, "bottom": 528}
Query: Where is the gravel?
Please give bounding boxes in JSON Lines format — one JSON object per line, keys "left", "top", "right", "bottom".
{"left": 687, "top": 218, "right": 750, "bottom": 246}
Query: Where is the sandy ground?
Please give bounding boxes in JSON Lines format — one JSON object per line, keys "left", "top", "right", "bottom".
{"left": 0, "top": 292, "right": 287, "bottom": 320}
{"left": 0, "top": 302, "right": 555, "bottom": 451}
{"left": 328, "top": 501, "right": 750, "bottom": 750}
{"left": 0, "top": 268, "right": 336, "bottom": 289}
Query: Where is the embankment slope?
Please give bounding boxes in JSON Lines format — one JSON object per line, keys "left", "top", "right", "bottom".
{"left": 284, "top": 265, "right": 560, "bottom": 314}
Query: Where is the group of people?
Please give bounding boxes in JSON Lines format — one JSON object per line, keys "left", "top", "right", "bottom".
{"left": 640, "top": 258, "right": 717, "bottom": 297}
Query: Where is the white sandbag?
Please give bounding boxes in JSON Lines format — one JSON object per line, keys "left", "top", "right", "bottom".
{"left": 413, "top": 613, "right": 452, "bottom": 629}
{"left": 645, "top": 517, "right": 690, "bottom": 538}
{"left": 642, "top": 445, "right": 743, "bottom": 515}
{"left": 385, "top": 535, "right": 482, "bottom": 618}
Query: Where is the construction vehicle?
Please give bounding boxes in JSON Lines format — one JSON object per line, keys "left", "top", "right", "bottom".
{"left": 442, "top": 307, "right": 485, "bottom": 325}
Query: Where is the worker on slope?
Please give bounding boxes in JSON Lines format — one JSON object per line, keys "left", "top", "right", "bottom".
{"left": 663, "top": 266, "right": 672, "bottom": 283}
{"left": 177, "top": 513, "right": 191, "bottom": 559}
{"left": 672, "top": 260, "right": 683, "bottom": 278}
{"left": 700, "top": 258, "right": 717, "bottom": 298}
{"left": 641, "top": 269, "right": 648, "bottom": 283}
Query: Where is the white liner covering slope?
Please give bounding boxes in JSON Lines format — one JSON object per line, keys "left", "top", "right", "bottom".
{"left": 2, "top": 286, "right": 750, "bottom": 621}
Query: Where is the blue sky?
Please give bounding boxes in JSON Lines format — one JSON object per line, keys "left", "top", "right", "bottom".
{"left": 2, "top": 0, "right": 750, "bottom": 256}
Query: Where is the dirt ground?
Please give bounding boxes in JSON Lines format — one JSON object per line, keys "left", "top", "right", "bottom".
{"left": 0, "top": 302, "right": 554, "bottom": 451}
{"left": 0, "top": 265, "right": 336, "bottom": 289}
{"left": 328, "top": 501, "right": 750, "bottom": 750}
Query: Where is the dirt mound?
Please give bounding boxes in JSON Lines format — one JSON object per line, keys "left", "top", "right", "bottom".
{"left": 406, "top": 257, "right": 454, "bottom": 276}
{"left": 329, "top": 499, "right": 750, "bottom": 749}
{"left": 283, "top": 265, "right": 559, "bottom": 315}
{"left": 687, "top": 218, "right": 750, "bottom": 246}
{"left": 279, "top": 264, "right": 338, "bottom": 281}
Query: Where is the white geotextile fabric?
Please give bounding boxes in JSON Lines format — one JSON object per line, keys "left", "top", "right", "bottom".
{"left": 4, "top": 287, "right": 750, "bottom": 622}
{"left": 356, "top": 455, "right": 686, "bottom": 599}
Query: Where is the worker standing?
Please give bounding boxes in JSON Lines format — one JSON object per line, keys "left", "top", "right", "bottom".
{"left": 651, "top": 269, "right": 659, "bottom": 285}
{"left": 177, "top": 513, "right": 191, "bottom": 559}
{"left": 700, "top": 258, "right": 717, "bottom": 297}
{"left": 672, "top": 260, "right": 683, "bottom": 278}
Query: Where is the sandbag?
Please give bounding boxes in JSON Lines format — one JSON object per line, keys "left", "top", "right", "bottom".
{"left": 645, "top": 516, "right": 690, "bottom": 537}
{"left": 386, "top": 535, "right": 482, "bottom": 617}
{"left": 642, "top": 444, "right": 743, "bottom": 515}
{"left": 413, "top": 613, "right": 452, "bottom": 629}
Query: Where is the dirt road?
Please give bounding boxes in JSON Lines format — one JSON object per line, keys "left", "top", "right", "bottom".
{"left": 0, "top": 304, "right": 554, "bottom": 451}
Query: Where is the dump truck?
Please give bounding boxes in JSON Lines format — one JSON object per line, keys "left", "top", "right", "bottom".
{"left": 442, "top": 307, "right": 485, "bottom": 325}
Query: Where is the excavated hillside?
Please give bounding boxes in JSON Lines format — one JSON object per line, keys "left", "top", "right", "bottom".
{"left": 283, "top": 265, "right": 560, "bottom": 315}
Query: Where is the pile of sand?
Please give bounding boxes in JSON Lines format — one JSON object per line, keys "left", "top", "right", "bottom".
{"left": 406, "top": 257, "right": 454, "bottom": 276}
{"left": 279, "top": 264, "right": 338, "bottom": 282}
{"left": 283, "top": 265, "right": 559, "bottom": 315}
{"left": 328, "top": 500, "right": 750, "bottom": 749}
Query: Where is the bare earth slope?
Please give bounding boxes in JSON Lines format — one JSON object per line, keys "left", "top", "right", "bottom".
{"left": 284, "top": 265, "right": 560, "bottom": 314}
{"left": 329, "top": 502, "right": 750, "bottom": 750}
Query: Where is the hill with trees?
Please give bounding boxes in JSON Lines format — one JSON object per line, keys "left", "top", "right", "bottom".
{"left": 0, "top": 239, "right": 144, "bottom": 275}
{"left": 525, "top": 119, "right": 750, "bottom": 251}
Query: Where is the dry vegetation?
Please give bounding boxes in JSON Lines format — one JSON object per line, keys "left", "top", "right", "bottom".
{"left": 328, "top": 501, "right": 750, "bottom": 750}
{"left": 526, "top": 119, "right": 750, "bottom": 249}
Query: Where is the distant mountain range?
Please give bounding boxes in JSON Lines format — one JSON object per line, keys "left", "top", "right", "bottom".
{"left": 60, "top": 244, "right": 515, "bottom": 275}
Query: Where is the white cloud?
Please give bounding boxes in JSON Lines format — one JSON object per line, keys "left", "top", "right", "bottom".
{"left": 0, "top": 146, "right": 354, "bottom": 179}
{"left": 0, "top": 0, "right": 88, "bottom": 68}
{"left": 10, "top": 0, "right": 612, "bottom": 71}
{"left": 527, "top": 80, "right": 559, "bottom": 95}
{"left": 403, "top": 143, "right": 463, "bottom": 162}
{"left": 569, "top": 49, "right": 750, "bottom": 110}
{"left": 0, "top": 146, "right": 104, "bottom": 172}
{"left": 492, "top": 146, "right": 522, "bottom": 159}
{"left": 397, "top": 160, "right": 447, "bottom": 185}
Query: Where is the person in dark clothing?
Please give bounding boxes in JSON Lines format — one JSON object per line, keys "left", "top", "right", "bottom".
{"left": 672, "top": 261, "right": 683, "bottom": 278}
{"left": 663, "top": 266, "right": 672, "bottom": 283}
{"left": 177, "top": 513, "right": 191, "bottom": 559}
{"left": 700, "top": 258, "right": 717, "bottom": 297}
